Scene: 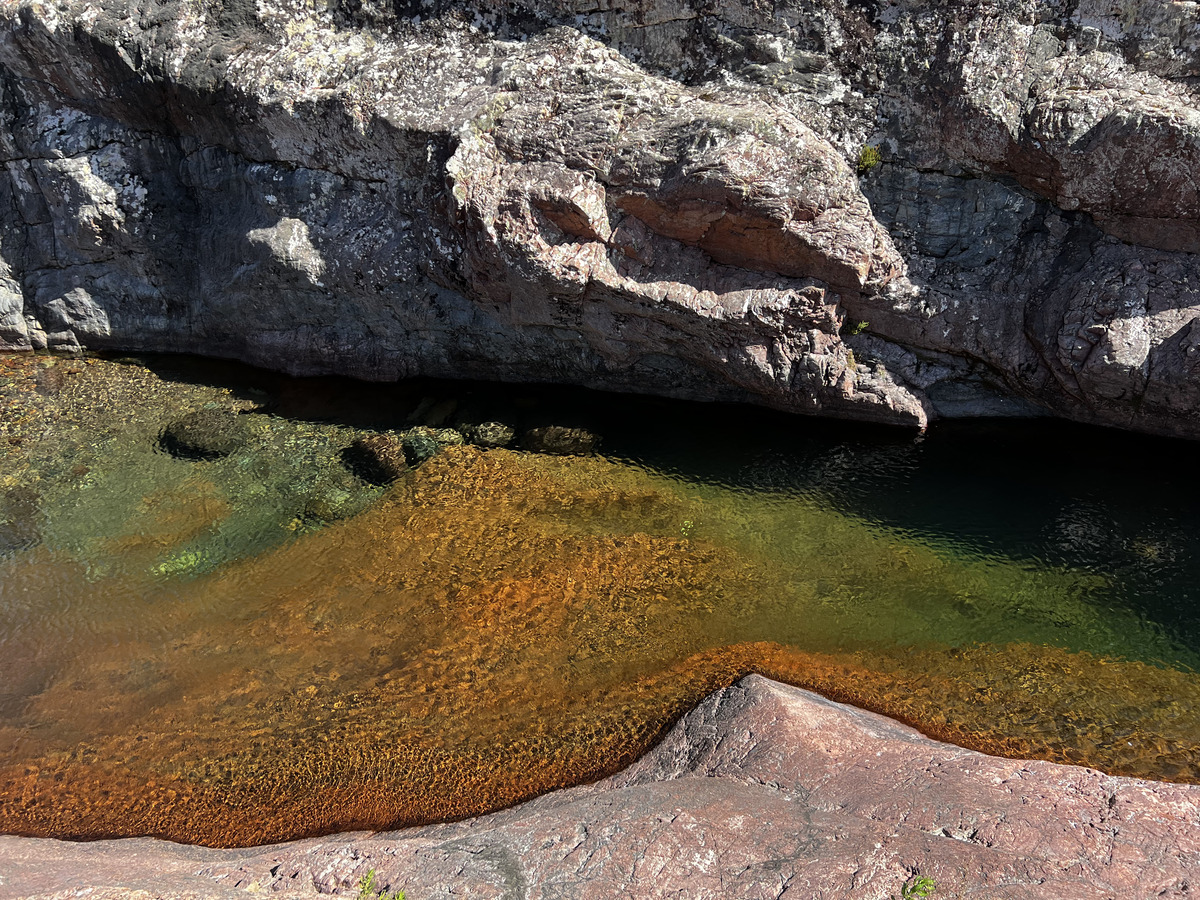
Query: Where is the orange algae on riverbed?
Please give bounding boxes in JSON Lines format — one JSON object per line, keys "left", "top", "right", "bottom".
{"left": 2, "top": 445, "right": 1200, "bottom": 847}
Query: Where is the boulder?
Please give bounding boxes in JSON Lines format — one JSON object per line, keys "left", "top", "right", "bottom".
{"left": 426, "top": 428, "right": 465, "bottom": 446}
{"left": 395, "top": 426, "right": 465, "bottom": 464}
{"left": 463, "top": 421, "right": 516, "bottom": 449}
{"left": 340, "top": 435, "right": 407, "bottom": 485}
{"left": 400, "top": 428, "right": 441, "bottom": 465}
{"left": 521, "top": 425, "right": 600, "bottom": 455}
{"left": 158, "top": 410, "right": 249, "bottom": 461}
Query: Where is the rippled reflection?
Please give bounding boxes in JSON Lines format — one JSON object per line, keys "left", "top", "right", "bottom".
{"left": 1, "top": 353, "right": 1199, "bottom": 847}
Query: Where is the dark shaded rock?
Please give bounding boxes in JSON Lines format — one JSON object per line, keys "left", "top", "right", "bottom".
{"left": 231, "top": 386, "right": 273, "bottom": 413}
{"left": 158, "top": 410, "right": 249, "bottom": 461}
{"left": 406, "top": 397, "right": 459, "bottom": 427}
{"left": 463, "top": 422, "right": 515, "bottom": 449}
{"left": 341, "top": 434, "right": 407, "bottom": 484}
{"left": 3, "top": 676, "right": 1198, "bottom": 898}
{"left": 521, "top": 425, "right": 599, "bottom": 455}
{"left": 399, "top": 428, "right": 441, "bottom": 465}
{"left": 0, "top": 485, "right": 41, "bottom": 556}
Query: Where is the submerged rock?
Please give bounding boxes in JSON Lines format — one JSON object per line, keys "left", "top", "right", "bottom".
{"left": 400, "top": 428, "right": 442, "bottom": 465}
{"left": 521, "top": 425, "right": 599, "bottom": 455}
{"left": 463, "top": 422, "right": 516, "bottom": 449}
{"left": 33, "top": 362, "right": 75, "bottom": 396}
{"left": 0, "top": 485, "right": 41, "bottom": 555}
{"left": 302, "top": 489, "right": 356, "bottom": 524}
{"left": 427, "top": 427, "right": 465, "bottom": 446}
{"left": 398, "top": 424, "right": 465, "bottom": 463}
{"left": 159, "top": 410, "right": 249, "bottom": 460}
{"left": 341, "top": 434, "right": 407, "bottom": 484}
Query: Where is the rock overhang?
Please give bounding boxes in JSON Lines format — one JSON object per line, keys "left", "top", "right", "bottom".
{"left": 0, "top": 0, "right": 1198, "bottom": 437}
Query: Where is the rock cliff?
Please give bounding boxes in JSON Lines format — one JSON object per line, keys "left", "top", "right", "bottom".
{"left": 0, "top": 0, "right": 1198, "bottom": 435}
{"left": 3, "top": 676, "right": 1198, "bottom": 898}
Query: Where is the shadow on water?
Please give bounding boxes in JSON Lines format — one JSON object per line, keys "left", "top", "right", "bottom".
{"left": 2, "top": 351, "right": 1200, "bottom": 847}
{"left": 84, "top": 353, "right": 1200, "bottom": 662}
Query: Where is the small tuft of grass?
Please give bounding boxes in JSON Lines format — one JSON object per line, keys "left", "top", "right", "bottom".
{"left": 842, "top": 319, "right": 869, "bottom": 336}
{"left": 857, "top": 144, "right": 882, "bottom": 174}
{"left": 357, "top": 869, "right": 406, "bottom": 900}
{"left": 893, "top": 875, "right": 937, "bottom": 900}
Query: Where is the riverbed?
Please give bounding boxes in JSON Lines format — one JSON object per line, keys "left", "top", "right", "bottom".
{"left": 2, "top": 352, "right": 1198, "bottom": 847}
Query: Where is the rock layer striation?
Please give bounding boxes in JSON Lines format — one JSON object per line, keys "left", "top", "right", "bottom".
{"left": 0, "top": 0, "right": 1198, "bottom": 435}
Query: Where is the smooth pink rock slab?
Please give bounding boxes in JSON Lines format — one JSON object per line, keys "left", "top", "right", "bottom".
{"left": 2, "top": 676, "right": 1198, "bottom": 899}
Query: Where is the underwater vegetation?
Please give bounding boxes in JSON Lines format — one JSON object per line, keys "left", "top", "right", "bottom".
{"left": 1, "top": 354, "right": 1199, "bottom": 847}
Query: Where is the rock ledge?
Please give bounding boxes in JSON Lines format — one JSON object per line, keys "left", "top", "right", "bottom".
{"left": 1, "top": 676, "right": 1197, "bottom": 899}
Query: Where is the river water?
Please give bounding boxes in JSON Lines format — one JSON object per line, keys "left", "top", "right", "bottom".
{"left": 1, "top": 352, "right": 1198, "bottom": 846}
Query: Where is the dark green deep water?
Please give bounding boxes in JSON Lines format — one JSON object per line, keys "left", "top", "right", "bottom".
{"left": 1, "top": 352, "right": 1199, "bottom": 845}
{"left": 617, "top": 410, "right": 1200, "bottom": 662}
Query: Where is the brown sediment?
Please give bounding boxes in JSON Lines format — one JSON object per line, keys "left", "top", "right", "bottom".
{"left": 1, "top": 445, "right": 1199, "bottom": 847}
{"left": 2, "top": 640, "right": 1199, "bottom": 847}
{"left": 100, "top": 479, "right": 232, "bottom": 561}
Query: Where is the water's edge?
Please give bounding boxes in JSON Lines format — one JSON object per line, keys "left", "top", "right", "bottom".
{"left": 1, "top": 676, "right": 1198, "bottom": 900}
{"left": 3, "top": 351, "right": 1200, "bottom": 848}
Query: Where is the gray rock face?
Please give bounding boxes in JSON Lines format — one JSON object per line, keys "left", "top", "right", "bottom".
{"left": 2, "top": 676, "right": 1198, "bottom": 898}
{"left": 0, "top": 0, "right": 1197, "bottom": 436}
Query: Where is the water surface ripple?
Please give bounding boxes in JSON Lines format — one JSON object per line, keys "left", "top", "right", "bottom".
{"left": 1, "top": 353, "right": 1199, "bottom": 846}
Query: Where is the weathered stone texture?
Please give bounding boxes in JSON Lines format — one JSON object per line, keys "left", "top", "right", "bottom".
{"left": 2, "top": 677, "right": 1198, "bottom": 898}
{"left": 0, "top": 0, "right": 1197, "bottom": 435}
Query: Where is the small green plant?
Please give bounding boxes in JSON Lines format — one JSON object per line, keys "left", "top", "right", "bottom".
{"left": 892, "top": 875, "right": 937, "bottom": 900}
{"left": 843, "top": 319, "right": 869, "bottom": 336}
{"left": 857, "top": 144, "right": 882, "bottom": 174}
{"left": 357, "top": 869, "right": 406, "bottom": 900}
{"left": 680, "top": 518, "right": 695, "bottom": 536}
{"left": 152, "top": 548, "right": 207, "bottom": 577}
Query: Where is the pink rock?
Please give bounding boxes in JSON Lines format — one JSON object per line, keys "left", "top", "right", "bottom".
{"left": 2, "top": 676, "right": 1197, "bottom": 899}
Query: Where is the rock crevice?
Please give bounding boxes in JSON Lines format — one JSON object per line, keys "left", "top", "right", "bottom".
{"left": 0, "top": 0, "right": 1198, "bottom": 436}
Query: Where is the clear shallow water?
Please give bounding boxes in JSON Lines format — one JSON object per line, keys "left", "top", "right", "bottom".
{"left": 1, "top": 353, "right": 1199, "bottom": 847}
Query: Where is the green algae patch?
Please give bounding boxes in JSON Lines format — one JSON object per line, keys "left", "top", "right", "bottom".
{"left": 3, "top": 436, "right": 1200, "bottom": 847}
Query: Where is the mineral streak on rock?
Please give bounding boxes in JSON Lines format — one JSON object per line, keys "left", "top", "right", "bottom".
{"left": 3, "top": 0, "right": 1198, "bottom": 436}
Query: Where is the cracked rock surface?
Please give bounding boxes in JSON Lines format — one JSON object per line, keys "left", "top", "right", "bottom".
{"left": 0, "top": 0, "right": 1198, "bottom": 435}
{"left": 2, "top": 676, "right": 1198, "bottom": 899}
